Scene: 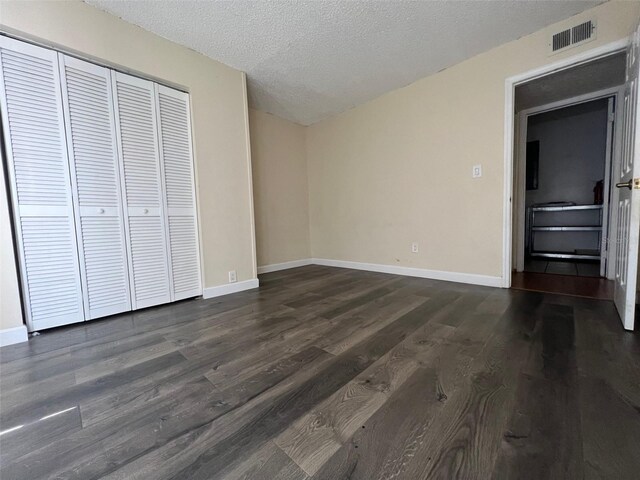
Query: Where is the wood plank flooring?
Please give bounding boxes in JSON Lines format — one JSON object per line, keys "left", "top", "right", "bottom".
{"left": 1, "top": 265, "right": 639, "bottom": 479}
{"left": 511, "top": 271, "right": 614, "bottom": 300}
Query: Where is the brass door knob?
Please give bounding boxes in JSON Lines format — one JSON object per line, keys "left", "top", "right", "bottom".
{"left": 616, "top": 179, "right": 633, "bottom": 189}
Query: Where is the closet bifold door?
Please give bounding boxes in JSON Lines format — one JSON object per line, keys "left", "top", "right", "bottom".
{"left": 58, "top": 55, "right": 131, "bottom": 319}
{"left": 0, "top": 37, "right": 85, "bottom": 331}
{"left": 111, "top": 72, "right": 172, "bottom": 309}
{"left": 156, "top": 85, "right": 202, "bottom": 300}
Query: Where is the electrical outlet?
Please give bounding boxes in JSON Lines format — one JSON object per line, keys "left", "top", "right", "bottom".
{"left": 472, "top": 164, "right": 482, "bottom": 178}
{"left": 411, "top": 242, "right": 419, "bottom": 253}
{"left": 228, "top": 270, "right": 237, "bottom": 283}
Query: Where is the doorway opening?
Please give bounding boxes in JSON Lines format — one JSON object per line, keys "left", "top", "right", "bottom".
{"left": 511, "top": 51, "right": 626, "bottom": 299}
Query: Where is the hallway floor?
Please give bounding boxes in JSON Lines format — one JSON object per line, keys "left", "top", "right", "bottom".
{"left": 524, "top": 259, "right": 601, "bottom": 277}
{"left": 511, "top": 271, "right": 614, "bottom": 300}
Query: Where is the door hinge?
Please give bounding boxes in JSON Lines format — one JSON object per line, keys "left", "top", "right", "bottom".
{"left": 635, "top": 178, "right": 640, "bottom": 189}
{"left": 608, "top": 112, "right": 615, "bottom": 122}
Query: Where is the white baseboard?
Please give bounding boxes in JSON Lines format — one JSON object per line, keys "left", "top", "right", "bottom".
{"left": 0, "top": 325, "right": 28, "bottom": 347}
{"left": 211, "top": 258, "right": 502, "bottom": 295}
{"left": 202, "top": 278, "right": 260, "bottom": 299}
{"left": 257, "top": 258, "right": 313, "bottom": 274}
{"left": 311, "top": 258, "right": 504, "bottom": 288}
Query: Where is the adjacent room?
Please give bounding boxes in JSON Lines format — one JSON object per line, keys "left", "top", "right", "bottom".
{"left": 1, "top": 1, "right": 639, "bottom": 479}
{"left": 511, "top": 51, "right": 628, "bottom": 299}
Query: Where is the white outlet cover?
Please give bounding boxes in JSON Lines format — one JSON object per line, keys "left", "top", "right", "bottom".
{"left": 228, "top": 270, "right": 237, "bottom": 283}
{"left": 472, "top": 165, "right": 482, "bottom": 178}
{"left": 412, "top": 242, "right": 419, "bottom": 253}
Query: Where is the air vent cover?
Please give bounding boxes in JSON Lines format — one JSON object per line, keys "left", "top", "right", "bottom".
{"left": 552, "top": 29, "right": 571, "bottom": 52}
{"left": 549, "top": 20, "right": 596, "bottom": 55}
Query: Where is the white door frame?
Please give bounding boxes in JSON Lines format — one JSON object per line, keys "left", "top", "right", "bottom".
{"left": 502, "top": 38, "right": 630, "bottom": 287}
{"left": 514, "top": 86, "right": 625, "bottom": 278}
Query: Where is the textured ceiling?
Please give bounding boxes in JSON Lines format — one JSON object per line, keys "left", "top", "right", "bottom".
{"left": 516, "top": 51, "right": 626, "bottom": 112}
{"left": 527, "top": 97, "right": 608, "bottom": 124}
{"left": 87, "top": 1, "right": 601, "bottom": 125}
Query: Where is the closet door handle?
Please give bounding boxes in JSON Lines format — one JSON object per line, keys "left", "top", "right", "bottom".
{"left": 143, "top": 208, "right": 149, "bottom": 214}
{"left": 98, "top": 208, "right": 105, "bottom": 214}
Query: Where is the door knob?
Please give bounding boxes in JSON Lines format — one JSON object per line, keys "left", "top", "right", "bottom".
{"left": 98, "top": 208, "right": 105, "bottom": 214}
{"left": 143, "top": 208, "right": 149, "bottom": 214}
{"left": 616, "top": 179, "right": 633, "bottom": 190}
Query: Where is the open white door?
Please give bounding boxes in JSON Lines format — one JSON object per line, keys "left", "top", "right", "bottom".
{"left": 614, "top": 24, "right": 640, "bottom": 331}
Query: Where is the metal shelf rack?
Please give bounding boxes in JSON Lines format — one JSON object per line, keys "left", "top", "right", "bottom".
{"left": 527, "top": 204, "right": 603, "bottom": 260}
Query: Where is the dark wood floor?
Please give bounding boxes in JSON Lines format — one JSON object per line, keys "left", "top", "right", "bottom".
{"left": 1, "top": 265, "right": 639, "bottom": 479}
{"left": 511, "top": 271, "right": 615, "bottom": 300}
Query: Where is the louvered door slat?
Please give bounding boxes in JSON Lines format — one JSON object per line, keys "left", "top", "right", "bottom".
{"left": 113, "top": 72, "right": 171, "bottom": 309}
{"left": 156, "top": 85, "right": 201, "bottom": 300}
{"left": 59, "top": 55, "right": 131, "bottom": 320}
{"left": 0, "top": 38, "right": 84, "bottom": 331}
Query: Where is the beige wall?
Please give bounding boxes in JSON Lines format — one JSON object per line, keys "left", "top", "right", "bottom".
{"left": 0, "top": 0, "right": 256, "bottom": 330}
{"left": 306, "top": 1, "right": 640, "bottom": 279}
{"left": 249, "top": 109, "right": 310, "bottom": 267}
{"left": 0, "top": 164, "right": 22, "bottom": 330}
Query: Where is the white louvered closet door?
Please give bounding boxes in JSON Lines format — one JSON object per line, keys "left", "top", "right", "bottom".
{"left": 156, "top": 85, "right": 202, "bottom": 300}
{"left": 59, "top": 55, "right": 131, "bottom": 319}
{"left": 112, "top": 72, "right": 172, "bottom": 309}
{"left": 0, "top": 37, "right": 85, "bottom": 331}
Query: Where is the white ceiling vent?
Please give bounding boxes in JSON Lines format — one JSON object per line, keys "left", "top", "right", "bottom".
{"left": 549, "top": 20, "right": 596, "bottom": 55}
